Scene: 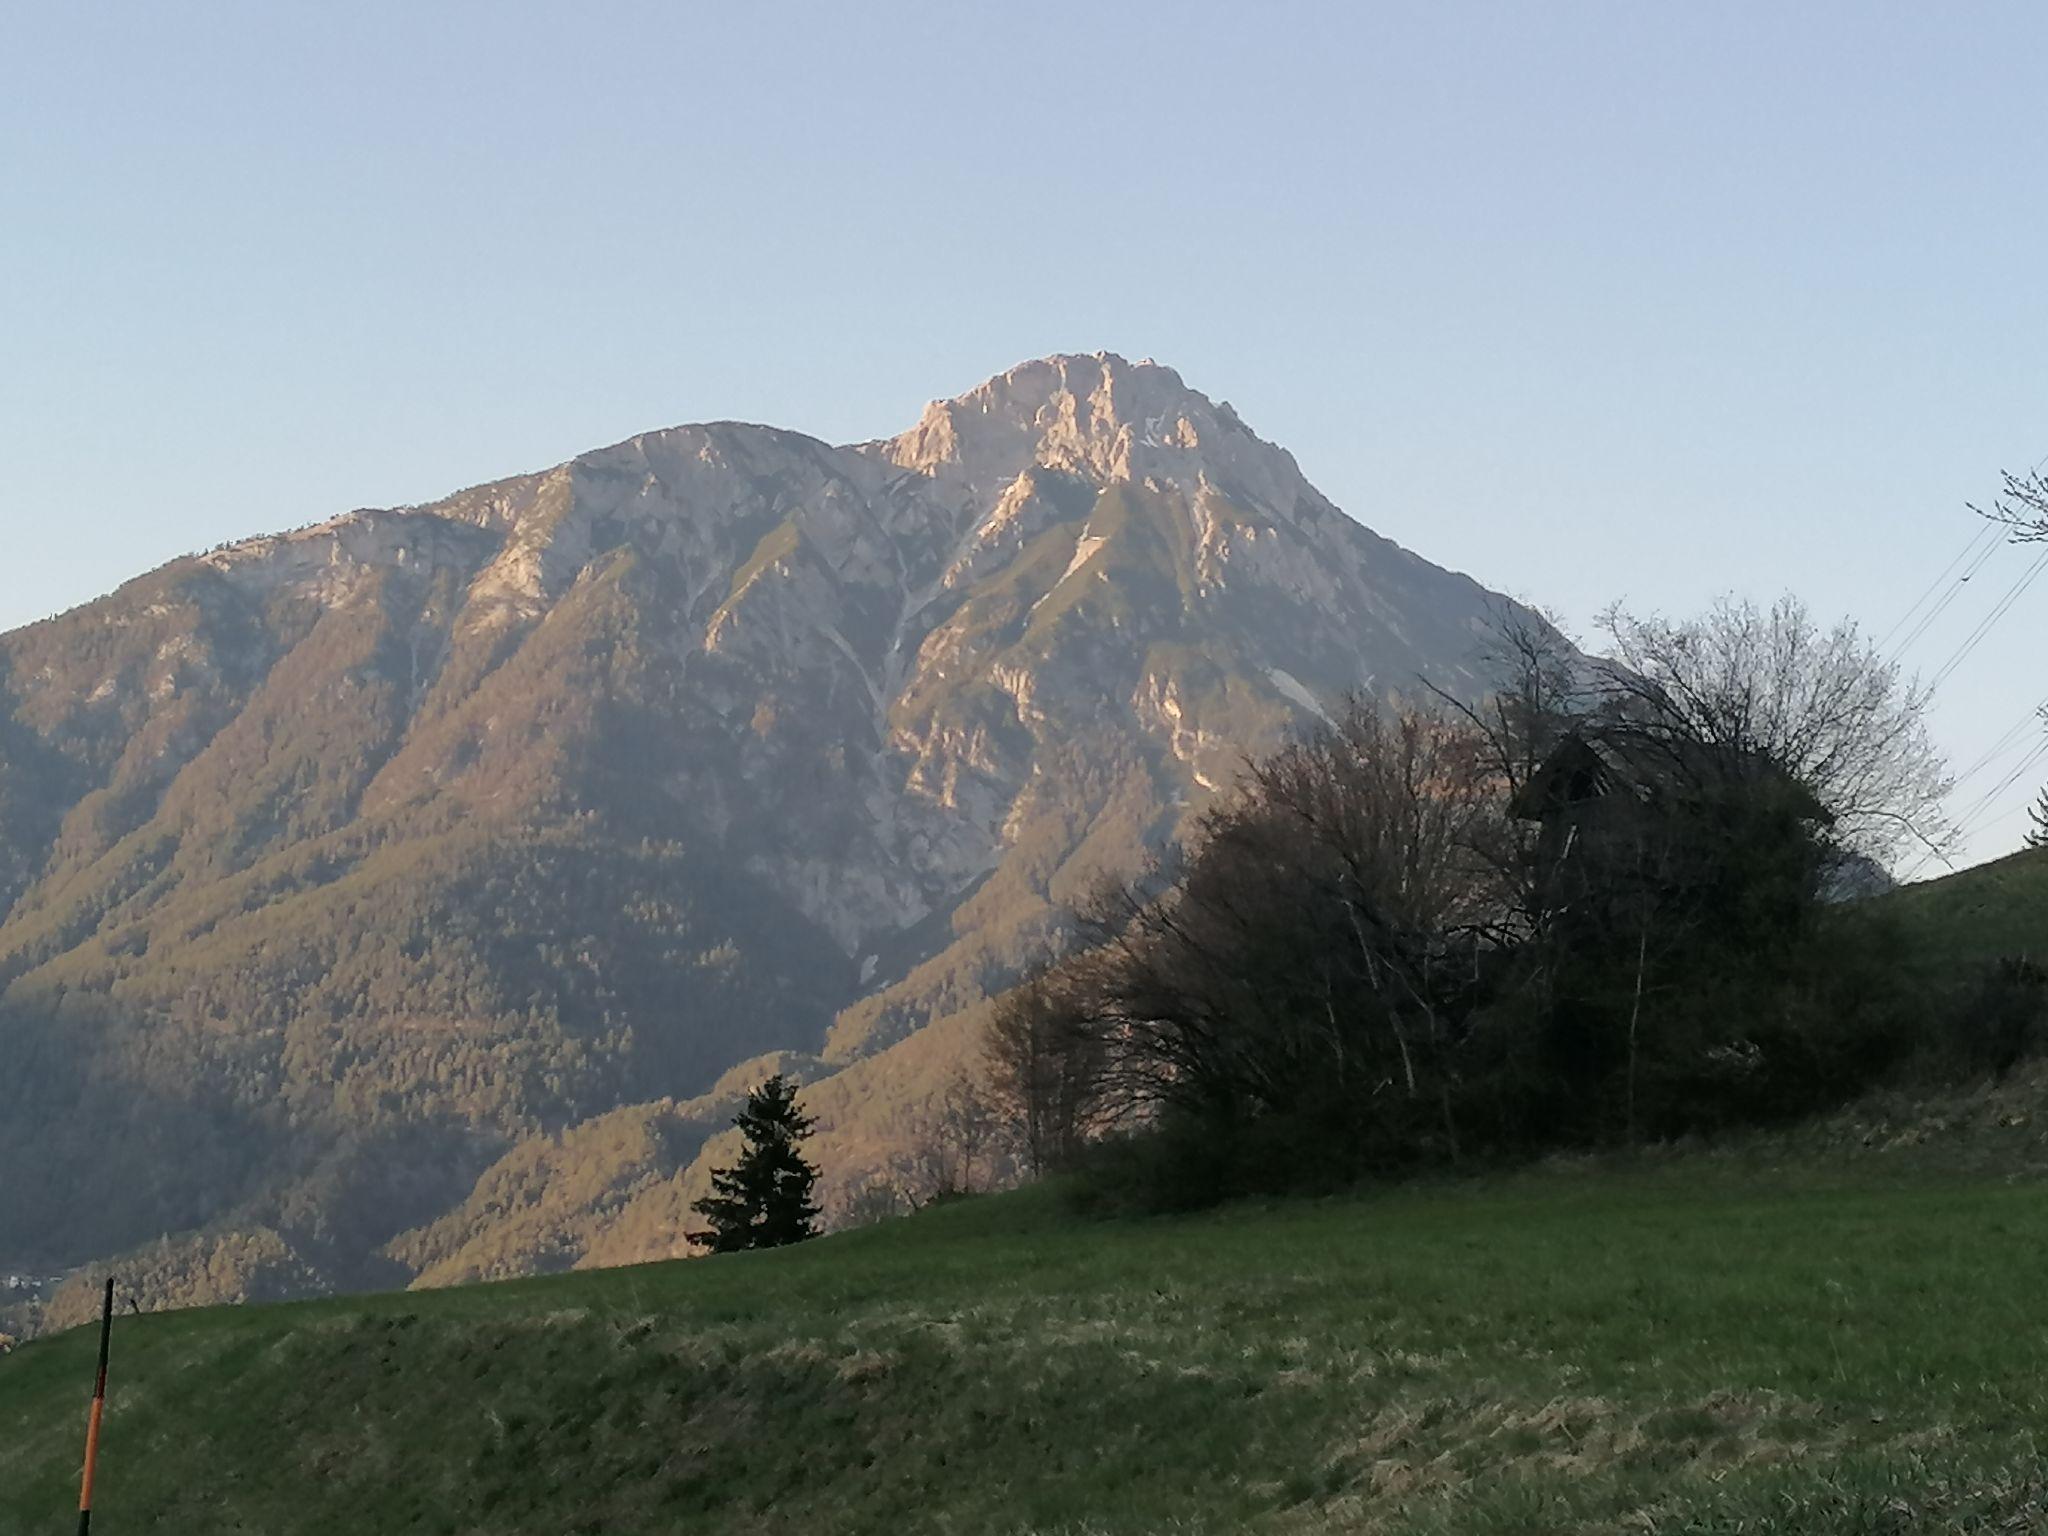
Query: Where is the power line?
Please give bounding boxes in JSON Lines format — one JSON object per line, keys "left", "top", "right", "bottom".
{"left": 1906, "top": 732, "right": 2048, "bottom": 882}
{"left": 1894, "top": 450, "right": 2048, "bottom": 882}
{"left": 1950, "top": 697, "right": 2048, "bottom": 791}
{"left": 1875, "top": 520, "right": 2000, "bottom": 654}
{"left": 1886, "top": 448, "right": 2048, "bottom": 668}
{"left": 1966, "top": 797, "right": 2044, "bottom": 835}
{"left": 1926, "top": 544, "right": 2048, "bottom": 693}
{"left": 1887, "top": 532, "right": 2006, "bottom": 665}
{"left": 1954, "top": 734, "right": 2048, "bottom": 842}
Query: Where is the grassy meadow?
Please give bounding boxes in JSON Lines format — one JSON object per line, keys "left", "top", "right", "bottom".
{"left": 6, "top": 1153, "right": 2048, "bottom": 1534}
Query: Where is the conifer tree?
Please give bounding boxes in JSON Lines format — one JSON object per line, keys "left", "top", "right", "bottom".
{"left": 687, "top": 1075, "right": 821, "bottom": 1254}
{"left": 2027, "top": 786, "right": 2048, "bottom": 851}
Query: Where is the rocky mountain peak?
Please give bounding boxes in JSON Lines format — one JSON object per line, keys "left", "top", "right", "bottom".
{"left": 868, "top": 353, "right": 1315, "bottom": 524}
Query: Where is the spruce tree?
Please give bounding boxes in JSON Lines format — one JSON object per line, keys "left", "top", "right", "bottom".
{"left": 687, "top": 1075, "right": 821, "bottom": 1253}
{"left": 2027, "top": 786, "right": 2048, "bottom": 851}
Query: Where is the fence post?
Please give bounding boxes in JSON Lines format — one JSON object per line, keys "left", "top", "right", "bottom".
{"left": 76, "top": 1277, "right": 114, "bottom": 1536}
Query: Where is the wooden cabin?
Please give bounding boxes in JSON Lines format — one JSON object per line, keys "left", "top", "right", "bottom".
{"left": 1509, "top": 728, "right": 1830, "bottom": 925}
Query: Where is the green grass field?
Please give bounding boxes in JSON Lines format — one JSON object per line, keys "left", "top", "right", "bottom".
{"left": 4, "top": 851, "right": 2045, "bottom": 1535}
{"left": 5, "top": 1158, "right": 2048, "bottom": 1535}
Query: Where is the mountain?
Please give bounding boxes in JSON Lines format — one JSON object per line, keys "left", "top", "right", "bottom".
{"left": 0, "top": 353, "right": 1549, "bottom": 1320}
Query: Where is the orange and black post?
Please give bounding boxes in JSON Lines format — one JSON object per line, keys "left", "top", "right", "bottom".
{"left": 76, "top": 1277, "right": 114, "bottom": 1535}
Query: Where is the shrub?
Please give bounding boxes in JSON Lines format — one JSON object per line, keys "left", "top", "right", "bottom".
{"left": 1937, "top": 958, "right": 2048, "bottom": 1082}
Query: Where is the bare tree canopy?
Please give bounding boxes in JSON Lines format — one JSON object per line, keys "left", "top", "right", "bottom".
{"left": 1019, "top": 700, "right": 1509, "bottom": 1173}
{"left": 986, "top": 973, "right": 1110, "bottom": 1177}
{"left": 1593, "top": 597, "right": 1952, "bottom": 868}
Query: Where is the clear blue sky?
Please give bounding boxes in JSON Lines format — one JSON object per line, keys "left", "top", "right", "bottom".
{"left": 4, "top": 2, "right": 2045, "bottom": 869}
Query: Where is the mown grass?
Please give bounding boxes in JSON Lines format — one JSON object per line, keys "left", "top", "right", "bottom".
{"left": 5, "top": 1156, "right": 2048, "bottom": 1534}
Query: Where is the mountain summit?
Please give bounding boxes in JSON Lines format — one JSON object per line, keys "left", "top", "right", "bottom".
{"left": 0, "top": 355, "right": 1547, "bottom": 1316}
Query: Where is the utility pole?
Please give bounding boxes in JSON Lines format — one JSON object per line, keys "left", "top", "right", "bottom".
{"left": 76, "top": 1278, "right": 114, "bottom": 1535}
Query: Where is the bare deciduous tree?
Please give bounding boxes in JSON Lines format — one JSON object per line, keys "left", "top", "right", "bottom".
{"left": 1034, "top": 699, "right": 1508, "bottom": 1171}
{"left": 1594, "top": 596, "right": 1952, "bottom": 868}
{"left": 832, "top": 1172, "right": 913, "bottom": 1230}
{"left": 986, "top": 972, "right": 1110, "bottom": 1176}
{"left": 1240, "top": 703, "right": 1510, "bottom": 1158}
{"left": 894, "top": 1070, "right": 1011, "bottom": 1204}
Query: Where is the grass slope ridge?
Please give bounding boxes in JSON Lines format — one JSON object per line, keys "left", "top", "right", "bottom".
{"left": 9, "top": 1139, "right": 2048, "bottom": 1534}
{"left": 1881, "top": 842, "right": 2048, "bottom": 970}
